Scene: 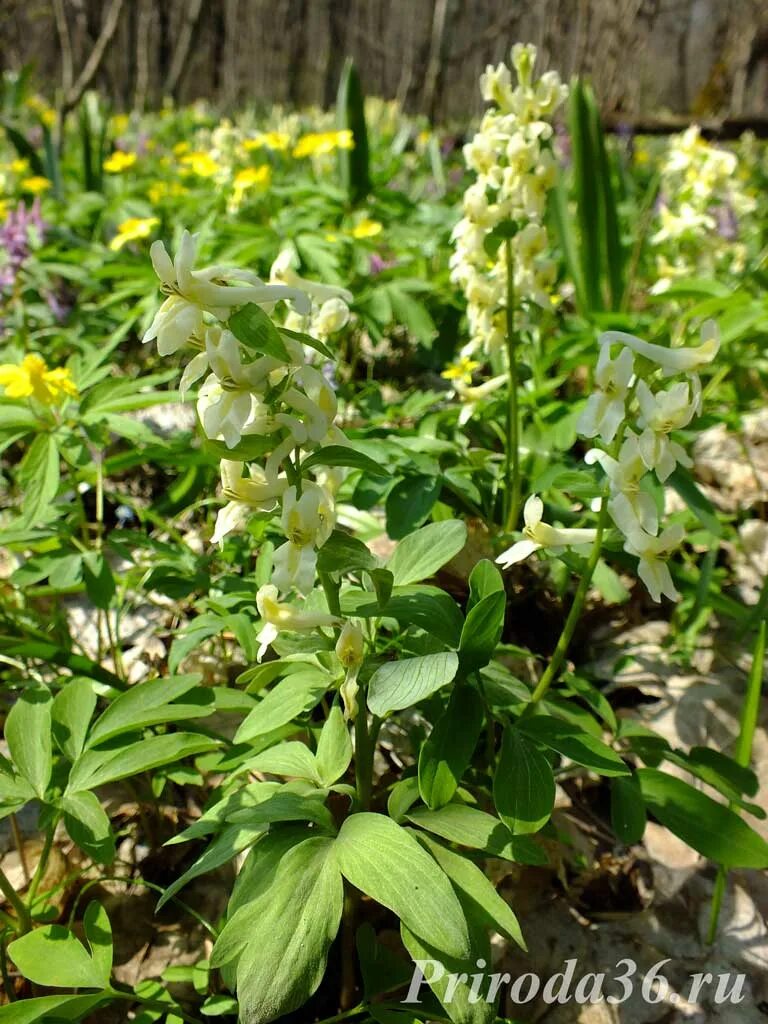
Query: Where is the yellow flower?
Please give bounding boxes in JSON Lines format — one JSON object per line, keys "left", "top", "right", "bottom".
{"left": 103, "top": 151, "right": 137, "bottom": 173}
{"left": 180, "top": 151, "right": 220, "bottom": 177}
{"left": 441, "top": 357, "right": 481, "bottom": 384}
{"left": 244, "top": 132, "right": 291, "bottom": 152}
{"left": 109, "top": 216, "right": 159, "bottom": 252}
{"left": 110, "top": 113, "right": 130, "bottom": 135}
{"left": 230, "top": 165, "right": 271, "bottom": 208}
{"left": 9, "top": 159, "right": 29, "bottom": 175}
{"left": 26, "top": 96, "right": 56, "bottom": 126}
{"left": 0, "top": 354, "right": 77, "bottom": 404}
{"left": 147, "top": 180, "right": 187, "bottom": 205}
{"left": 292, "top": 130, "right": 354, "bottom": 158}
{"left": 634, "top": 145, "right": 649, "bottom": 166}
{"left": 173, "top": 141, "right": 190, "bottom": 156}
{"left": 351, "top": 218, "right": 383, "bottom": 240}
{"left": 21, "top": 176, "right": 51, "bottom": 194}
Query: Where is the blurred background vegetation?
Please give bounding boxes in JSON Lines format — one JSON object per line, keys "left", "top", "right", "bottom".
{"left": 2, "top": 0, "right": 768, "bottom": 124}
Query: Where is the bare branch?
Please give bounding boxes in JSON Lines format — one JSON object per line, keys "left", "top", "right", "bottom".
{"left": 63, "top": 0, "right": 126, "bottom": 112}
{"left": 163, "top": 0, "right": 204, "bottom": 98}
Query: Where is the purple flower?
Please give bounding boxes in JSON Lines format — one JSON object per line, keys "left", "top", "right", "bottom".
{"left": 0, "top": 199, "right": 47, "bottom": 293}
{"left": 713, "top": 203, "right": 738, "bottom": 241}
{"left": 553, "top": 121, "right": 571, "bottom": 167}
{"left": 369, "top": 253, "right": 399, "bottom": 275}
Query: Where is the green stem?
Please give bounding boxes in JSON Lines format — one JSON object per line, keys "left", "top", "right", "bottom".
{"left": 707, "top": 617, "right": 766, "bottom": 943}
{"left": 0, "top": 865, "right": 31, "bottom": 934}
{"left": 707, "top": 865, "right": 728, "bottom": 945}
{"left": 503, "top": 237, "right": 521, "bottom": 532}
{"left": 527, "top": 501, "right": 609, "bottom": 705}
{"left": 26, "top": 822, "right": 55, "bottom": 910}
{"left": 316, "top": 1005, "right": 366, "bottom": 1024}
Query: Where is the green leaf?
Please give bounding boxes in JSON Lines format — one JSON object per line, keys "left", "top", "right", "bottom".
{"left": 517, "top": 715, "right": 630, "bottom": 777}
{"left": 68, "top": 733, "right": 219, "bottom": 791}
{"left": 86, "top": 674, "right": 207, "bottom": 746}
{"left": 668, "top": 465, "right": 722, "bottom": 537}
{"left": 333, "top": 813, "right": 470, "bottom": 960}
{"left": 467, "top": 559, "right": 504, "bottom": 613}
{"left": 61, "top": 790, "right": 115, "bottom": 864}
{"left": 569, "top": 78, "right": 603, "bottom": 311}
{"left": 368, "top": 567, "right": 394, "bottom": 608}
{"left": 157, "top": 823, "right": 264, "bottom": 910}
{"left": 401, "top": 922, "right": 495, "bottom": 1024}
{"left": 688, "top": 747, "right": 758, "bottom": 798}
{"left": 18, "top": 433, "right": 59, "bottom": 525}
{"left": 494, "top": 728, "right": 555, "bottom": 835}
{"left": 52, "top": 678, "right": 96, "bottom": 762}
{"left": 337, "top": 57, "right": 371, "bottom": 203}
{"left": 416, "top": 832, "right": 526, "bottom": 950}
{"left": 214, "top": 837, "right": 343, "bottom": 1024}
{"left": 82, "top": 551, "right": 116, "bottom": 610}
{"left": 638, "top": 768, "right": 768, "bottom": 868}
{"left": 317, "top": 530, "right": 377, "bottom": 573}
{"left": 407, "top": 805, "right": 546, "bottom": 865}
{"left": 235, "top": 670, "right": 330, "bottom": 743}
{"left": 459, "top": 591, "right": 505, "bottom": 674}
{"left": 387, "top": 520, "right": 467, "bottom": 586}
{"left": 610, "top": 776, "right": 647, "bottom": 845}
{"left": 8, "top": 924, "right": 109, "bottom": 988}
{"left": 343, "top": 586, "right": 464, "bottom": 647}
{"left": 419, "top": 685, "right": 483, "bottom": 809}
{"left": 356, "top": 922, "right": 414, "bottom": 1000}
{"left": 386, "top": 475, "right": 442, "bottom": 540}
{"left": 316, "top": 705, "right": 352, "bottom": 786}
{"left": 83, "top": 901, "right": 113, "bottom": 984}
{"left": 245, "top": 742, "right": 319, "bottom": 782}
{"left": 0, "top": 994, "right": 105, "bottom": 1023}
{"left": 229, "top": 303, "right": 291, "bottom": 361}
{"left": 301, "top": 444, "right": 389, "bottom": 477}
{"left": 368, "top": 652, "right": 459, "bottom": 717}
{"left": 5, "top": 684, "right": 52, "bottom": 798}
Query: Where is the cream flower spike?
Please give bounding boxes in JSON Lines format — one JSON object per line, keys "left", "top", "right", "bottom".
{"left": 496, "top": 494, "right": 599, "bottom": 568}
{"left": 599, "top": 321, "right": 719, "bottom": 377}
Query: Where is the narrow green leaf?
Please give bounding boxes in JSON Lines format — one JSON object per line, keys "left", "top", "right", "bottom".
{"left": 419, "top": 685, "right": 483, "bottom": 809}
{"left": 638, "top": 768, "right": 768, "bottom": 868}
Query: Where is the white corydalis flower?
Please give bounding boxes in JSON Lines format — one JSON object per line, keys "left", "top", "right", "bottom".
{"left": 496, "top": 494, "right": 598, "bottom": 568}
{"left": 143, "top": 230, "right": 310, "bottom": 356}
{"left": 255, "top": 584, "right": 340, "bottom": 661}
{"left": 281, "top": 482, "right": 335, "bottom": 549}
{"left": 623, "top": 524, "right": 684, "bottom": 603}
{"left": 635, "top": 379, "right": 696, "bottom": 482}
{"left": 577, "top": 345, "right": 634, "bottom": 444}
{"left": 211, "top": 460, "right": 287, "bottom": 545}
{"left": 271, "top": 542, "right": 318, "bottom": 596}
{"left": 585, "top": 435, "right": 659, "bottom": 535}
{"left": 600, "top": 321, "right": 720, "bottom": 377}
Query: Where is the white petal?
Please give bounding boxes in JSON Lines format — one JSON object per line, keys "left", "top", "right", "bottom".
{"left": 523, "top": 494, "right": 543, "bottom": 529}
{"left": 150, "top": 240, "right": 175, "bottom": 285}
{"left": 496, "top": 538, "right": 541, "bottom": 567}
